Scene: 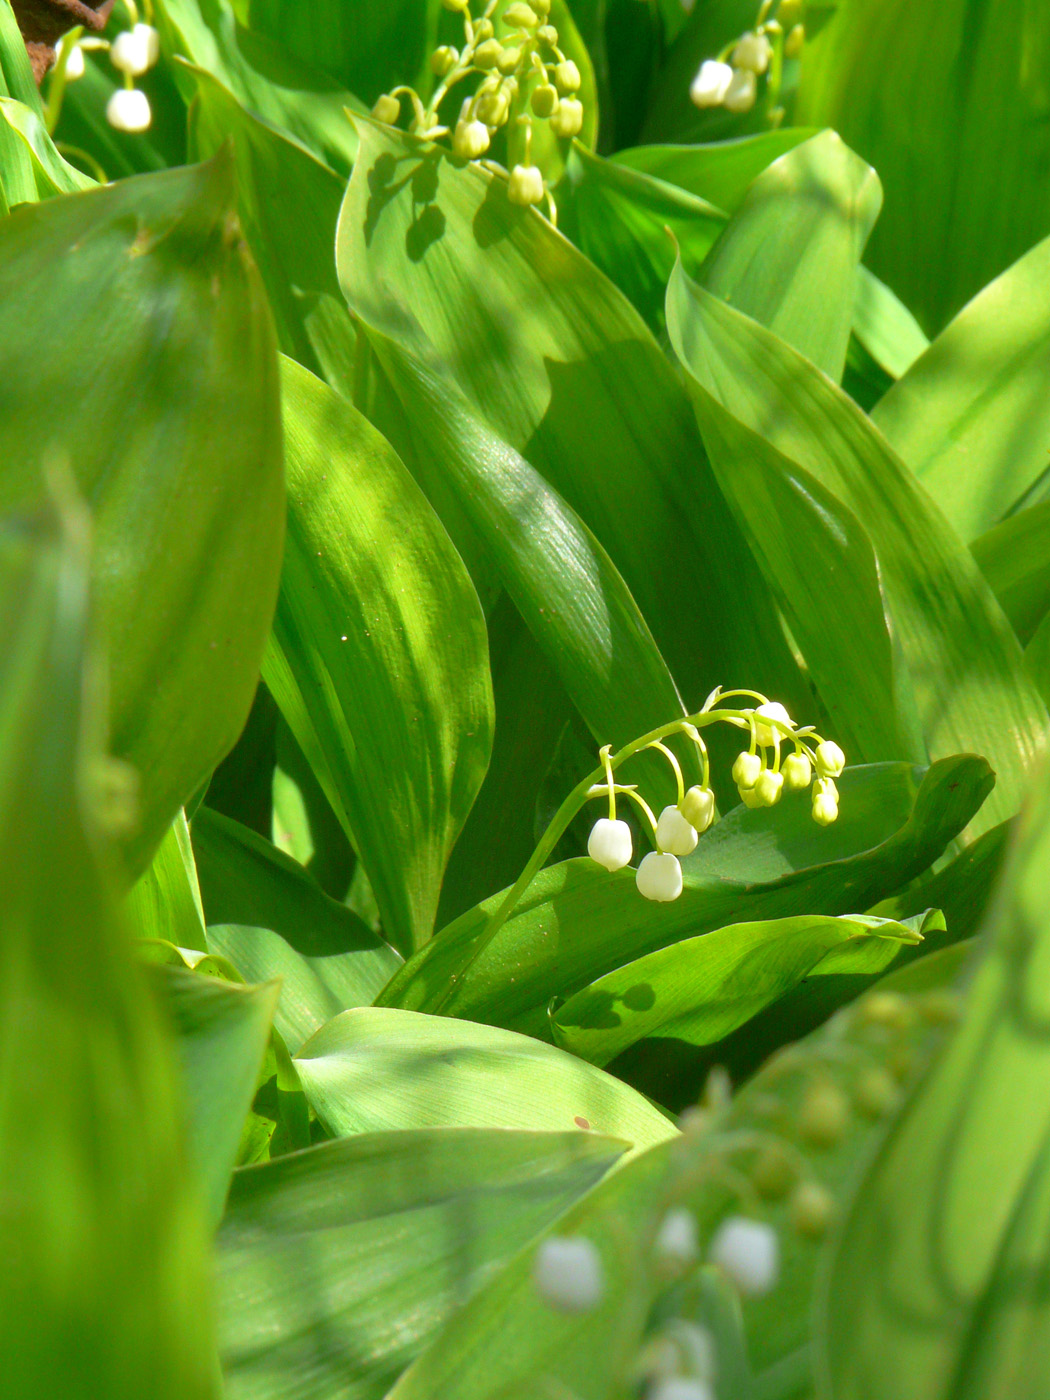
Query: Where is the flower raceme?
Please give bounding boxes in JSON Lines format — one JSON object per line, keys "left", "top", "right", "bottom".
{"left": 580, "top": 690, "right": 846, "bottom": 904}
{"left": 688, "top": 0, "right": 804, "bottom": 120}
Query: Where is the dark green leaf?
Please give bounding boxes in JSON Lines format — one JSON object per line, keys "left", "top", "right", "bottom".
{"left": 971, "top": 500, "right": 1050, "bottom": 646}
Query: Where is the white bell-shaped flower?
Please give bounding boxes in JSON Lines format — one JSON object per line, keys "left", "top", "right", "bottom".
{"left": 680, "top": 784, "right": 715, "bottom": 832}
{"left": 654, "top": 1207, "right": 698, "bottom": 1264}
{"left": 453, "top": 118, "right": 491, "bottom": 159}
{"left": 732, "top": 30, "right": 771, "bottom": 73}
{"left": 690, "top": 58, "right": 732, "bottom": 108}
{"left": 508, "top": 163, "right": 544, "bottom": 206}
{"left": 647, "top": 1380, "right": 715, "bottom": 1400}
{"left": 636, "top": 851, "right": 683, "bottom": 902}
{"left": 709, "top": 1216, "right": 779, "bottom": 1296}
{"left": 58, "top": 41, "right": 85, "bottom": 79}
{"left": 781, "top": 751, "right": 812, "bottom": 790}
{"left": 814, "top": 739, "right": 845, "bottom": 777}
{"left": 723, "top": 67, "right": 757, "bottom": 113}
{"left": 754, "top": 769, "right": 784, "bottom": 807}
{"left": 587, "top": 817, "right": 633, "bottom": 872}
{"left": 107, "top": 87, "right": 152, "bottom": 132}
{"left": 110, "top": 23, "right": 160, "bottom": 77}
{"left": 753, "top": 701, "right": 792, "bottom": 746}
{"left": 732, "top": 751, "right": 762, "bottom": 790}
{"left": 656, "top": 805, "right": 699, "bottom": 856}
{"left": 533, "top": 1236, "right": 604, "bottom": 1312}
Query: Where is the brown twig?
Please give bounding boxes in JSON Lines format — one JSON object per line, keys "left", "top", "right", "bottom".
{"left": 11, "top": 0, "right": 115, "bottom": 82}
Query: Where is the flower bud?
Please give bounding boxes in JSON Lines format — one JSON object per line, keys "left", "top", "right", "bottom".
{"left": 785, "top": 23, "right": 805, "bottom": 58}
{"left": 656, "top": 805, "right": 699, "bottom": 857}
{"left": 740, "top": 786, "right": 766, "bottom": 809}
{"left": 754, "top": 769, "right": 784, "bottom": 806}
{"left": 476, "top": 87, "right": 511, "bottom": 126}
{"left": 812, "top": 777, "right": 838, "bottom": 826}
{"left": 537, "top": 24, "right": 559, "bottom": 45}
{"left": 474, "top": 17, "right": 495, "bottom": 39}
{"left": 732, "top": 751, "right": 762, "bottom": 790}
{"left": 814, "top": 739, "right": 845, "bottom": 777}
{"left": 59, "top": 41, "right": 85, "bottom": 79}
{"left": 430, "top": 44, "right": 460, "bottom": 75}
{"left": 752, "top": 1145, "right": 796, "bottom": 1200}
{"left": 442, "top": 0, "right": 468, "bottom": 10}
{"left": 531, "top": 82, "right": 559, "bottom": 117}
{"left": 453, "top": 118, "right": 491, "bottom": 159}
{"left": 636, "top": 851, "right": 683, "bottom": 903}
{"left": 372, "top": 92, "right": 401, "bottom": 124}
{"left": 508, "top": 162, "right": 545, "bottom": 206}
{"left": 505, "top": 1, "right": 539, "bottom": 27}
{"left": 497, "top": 46, "right": 521, "bottom": 74}
{"left": 110, "top": 22, "right": 160, "bottom": 76}
{"left": 554, "top": 59, "right": 581, "bottom": 93}
{"left": 689, "top": 58, "right": 732, "bottom": 108}
{"left": 587, "top": 817, "right": 633, "bottom": 872}
{"left": 781, "top": 751, "right": 812, "bottom": 791}
{"left": 723, "top": 67, "right": 757, "bottom": 113}
{"left": 107, "top": 87, "right": 152, "bottom": 132}
{"left": 680, "top": 785, "right": 715, "bottom": 833}
{"left": 732, "top": 30, "right": 772, "bottom": 74}
{"left": 549, "top": 97, "right": 584, "bottom": 137}
{"left": 474, "top": 38, "right": 503, "bottom": 69}
{"left": 533, "top": 1236, "right": 604, "bottom": 1312}
{"left": 531, "top": 0, "right": 551, "bottom": 14}
{"left": 799, "top": 1082, "right": 850, "bottom": 1148}
{"left": 854, "top": 1067, "right": 898, "bottom": 1119}
{"left": 778, "top": 0, "right": 803, "bottom": 25}
{"left": 789, "top": 1181, "right": 835, "bottom": 1240}
{"left": 753, "top": 701, "right": 792, "bottom": 746}
{"left": 709, "top": 1217, "right": 779, "bottom": 1296}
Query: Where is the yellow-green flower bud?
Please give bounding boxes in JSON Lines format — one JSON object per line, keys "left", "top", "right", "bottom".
{"left": 732, "top": 751, "right": 762, "bottom": 790}
{"left": 814, "top": 739, "right": 845, "bottom": 777}
{"left": 680, "top": 785, "right": 715, "bottom": 833}
{"left": 752, "top": 1145, "right": 796, "bottom": 1200}
{"left": 798, "top": 1082, "right": 850, "bottom": 1149}
{"left": 531, "top": 82, "right": 559, "bottom": 117}
{"left": 372, "top": 93, "right": 401, "bottom": 125}
{"left": 656, "top": 805, "right": 699, "bottom": 857}
{"left": 555, "top": 58, "right": 581, "bottom": 93}
{"left": 537, "top": 23, "right": 559, "bottom": 44}
{"left": 442, "top": 0, "right": 468, "bottom": 10}
{"left": 789, "top": 1181, "right": 835, "bottom": 1240}
{"left": 754, "top": 769, "right": 784, "bottom": 807}
{"left": 740, "top": 785, "right": 766, "bottom": 809}
{"left": 430, "top": 45, "right": 460, "bottom": 75}
{"left": 531, "top": 0, "right": 551, "bottom": 14}
{"left": 474, "top": 37, "right": 503, "bottom": 69}
{"left": 550, "top": 97, "right": 584, "bottom": 137}
{"left": 474, "top": 17, "right": 495, "bottom": 39}
{"left": 732, "top": 30, "right": 772, "bottom": 74}
{"left": 778, "top": 0, "right": 803, "bottom": 27}
{"left": 497, "top": 45, "right": 521, "bottom": 73}
{"left": 811, "top": 776, "right": 838, "bottom": 826}
{"left": 477, "top": 87, "right": 511, "bottom": 125}
{"left": 854, "top": 1067, "right": 897, "bottom": 1119}
{"left": 785, "top": 23, "right": 805, "bottom": 58}
{"left": 508, "top": 162, "right": 545, "bottom": 206}
{"left": 505, "top": 1, "right": 539, "bottom": 27}
{"left": 724, "top": 67, "right": 757, "bottom": 113}
{"left": 453, "top": 118, "right": 491, "bottom": 159}
{"left": 781, "top": 751, "right": 812, "bottom": 790}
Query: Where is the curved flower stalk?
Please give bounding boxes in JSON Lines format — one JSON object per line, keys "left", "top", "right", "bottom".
{"left": 689, "top": 0, "right": 804, "bottom": 124}
{"left": 370, "top": 0, "right": 587, "bottom": 224}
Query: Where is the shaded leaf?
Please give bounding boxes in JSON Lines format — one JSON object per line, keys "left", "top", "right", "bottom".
{"left": 972, "top": 500, "right": 1050, "bottom": 647}
{"left": 126, "top": 809, "right": 208, "bottom": 953}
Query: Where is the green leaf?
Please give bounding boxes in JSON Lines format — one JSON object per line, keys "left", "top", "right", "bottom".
{"left": 0, "top": 155, "right": 285, "bottom": 873}
{"left": 871, "top": 233, "right": 1050, "bottom": 541}
{"left": 294, "top": 1007, "right": 677, "bottom": 1149}
{"left": 552, "top": 911, "right": 931, "bottom": 1067}
{"left": 796, "top": 0, "right": 1050, "bottom": 335}
{"left": 971, "top": 500, "right": 1050, "bottom": 647}
{"left": 265, "top": 357, "right": 493, "bottom": 952}
{"left": 380, "top": 757, "right": 992, "bottom": 1038}
{"left": 852, "top": 265, "right": 929, "bottom": 381}
{"left": 819, "top": 763, "right": 1050, "bottom": 1400}
{"left": 611, "top": 130, "right": 818, "bottom": 211}
{"left": 191, "top": 805, "right": 401, "bottom": 1005}
{"left": 338, "top": 119, "right": 808, "bottom": 732}
{"left": 1027, "top": 609, "right": 1050, "bottom": 708}
{"left": 0, "top": 0, "right": 42, "bottom": 112}
{"left": 217, "top": 1127, "right": 625, "bottom": 1400}
{"left": 150, "top": 963, "right": 279, "bottom": 1227}
{"left": 0, "top": 97, "right": 95, "bottom": 199}
{"left": 126, "top": 809, "right": 208, "bottom": 953}
{"left": 666, "top": 263, "right": 1048, "bottom": 834}
{"left": 698, "top": 130, "right": 882, "bottom": 382}
{"left": 0, "top": 500, "right": 216, "bottom": 1397}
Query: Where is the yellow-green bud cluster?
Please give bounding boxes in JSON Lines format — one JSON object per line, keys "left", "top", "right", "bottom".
{"left": 730, "top": 702, "right": 846, "bottom": 824}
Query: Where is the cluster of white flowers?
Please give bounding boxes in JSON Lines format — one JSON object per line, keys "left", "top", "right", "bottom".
{"left": 52, "top": 11, "right": 160, "bottom": 135}
{"left": 372, "top": 0, "right": 585, "bottom": 218}
{"left": 689, "top": 0, "right": 804, "bottom": 118}
{"left": 585, "top": 694, "right": 846, "bottom": 905}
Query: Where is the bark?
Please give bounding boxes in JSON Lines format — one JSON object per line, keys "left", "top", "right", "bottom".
{"left": 10, "top": 0, "right": 115, "bottom": 82}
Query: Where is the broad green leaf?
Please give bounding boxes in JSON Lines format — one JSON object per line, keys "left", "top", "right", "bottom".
{"left": 666, "top": 265, "right": 1048, "bottom": 834}
{"left": 699, "top": 130, "right": 882, "bottom": 382}
{"left": 362, "top": 326, "right": 692, "bottom": 803}
{"left": 682, "top": 380, "right": 925, "bottom": 765}
{"left": 150, "top": 963, "right": 279, "bottom": 1227}
{"left": 971, "top": 500, "right": 1050, "bottom": 646}
{"left": 880, "top": 820, "right": 1012, "bottom": 955}
{"left": 265, "top": 358, "right": 493, "bottom": 952}
{"left": 338, "top": 119, "right": 808, "bottom": 731}
{"left": 611, "top": 130, "right": 817, "bottom": 211}
{"left": 552, "top": 911, "right": 931, "bottom": 1066}
{"left": 1027, "top": 609, "right": 1050, "bottom": 708}
{"left": 0, "top": 154, "right": 285, "bottom": 873}
{"left": 0, "top": 0, "right": 41, "bottom": 112}
{"left": 217, "top": 1128, "right": 625, "bottom": 1400}
{"left": 0, "top": 96, "right": 94, "bottom": 198}
{"left": 852, "top": 265, "right": 929, "bottom": 381}
{"left": 0, "top": 502, "right": 216, "bottom": 1397}
{"left": 294, "top": 1007, "right": 677, "bottom": 1149}
{"left": 126, "top": 809, "right": 208, "bottom": 952}
{"left": 187, "top": 65, "right": 350, "bottom": 371}
{"left": 871, "top": 233, "right": 1050, "bottom": 540}
{"left": 191, "top": 805, "right": 401, "bottom": 1002}
{"left": 380, "top": 757, "right": 992, "bottom": 1038}
{"left": 796, "top": 0, "right": 1050, "bottom": 335}
{"left": 156, "top": 0, "right": 363, "bottom": 170}
{"left": 819, "top": 761, "right": 1050, "bottom": 1400}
